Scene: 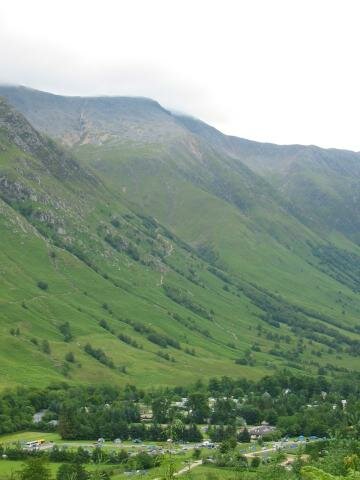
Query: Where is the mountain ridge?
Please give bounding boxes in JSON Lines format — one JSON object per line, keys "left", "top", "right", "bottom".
{"left": 2, "top": 86, "right": 360, "bottom": 390}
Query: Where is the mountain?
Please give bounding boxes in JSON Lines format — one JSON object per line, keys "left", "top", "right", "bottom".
{"left": 1, "top": 86, "right": 360, "bottom": 390}
{"left": 175, "top": 114, "right": 360, "bottom": 243}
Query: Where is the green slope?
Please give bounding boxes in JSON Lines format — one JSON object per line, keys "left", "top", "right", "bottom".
{"left": 0, "top": 99, "right": 286, "bottom": 388}
{"left": 176, "top": 114, "right": 360, "bottom": 243}
{"left": 1, "top": 88, "right": 360, "bottom": 390}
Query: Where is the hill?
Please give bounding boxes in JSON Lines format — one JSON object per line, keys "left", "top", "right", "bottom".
{"left": 1, "top": 86, "right": 360, "bottom": 389}
{"left": 175, "top": 114, "right": 360, "bottom": 243}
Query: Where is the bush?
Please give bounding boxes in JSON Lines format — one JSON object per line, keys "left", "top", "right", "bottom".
{"left": 163, "top": 284, "right": 212, "bottom": 320}
{"left": 65, "top": 352, "right": 75, "bottom": 363}
{"left": 238, "top": 427, "right": 251, "bottom": 443}
{"left": 56, "top": 463, "right": 88, "bottom": 480}
{"left": 18, "top": 458, "right": 52, "bottom": 480}
{"left": 41, "top": 339, "right": 51, "bottom": 354}
{"left": 251, "top": 456, "right": 261, "bottom": 468}
{"left": 37, "top": 281, "right": 48, "bottom": 291}
{"left": 84, "top": 343, "right": 114, "bottom": 369}
{"left": 59, "top": 322, "right": 72, "bottom": 342}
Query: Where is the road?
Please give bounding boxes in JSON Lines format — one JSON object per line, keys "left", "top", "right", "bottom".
{"left": 243, "top": 440, "right": 306, "bottom": 459}
{"left": 174, "top": 460, "right": 203, "bottom": 476}
{"left": 153, "top": 460, "right": 203, "bottom": 480}
{"left": 244, "top": 446, "right": 276, "bottom": 458}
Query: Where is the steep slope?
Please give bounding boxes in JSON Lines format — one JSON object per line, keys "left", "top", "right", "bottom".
{"left": 175, "top": 114, "right": 360, "bottom": 243}
{"left": 2, "top": 88, "right": 360, "bottom": 389}
{"left": 236, "top": 144, "right": 360, "bottom": 243}
{"left": 1, "top": 98, "right": 330, "bottom": 390}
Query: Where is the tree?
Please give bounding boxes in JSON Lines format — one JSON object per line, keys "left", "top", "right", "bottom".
{"left": 41, "top": 339, "right": 51, "bottom": 355}
{"left": 170, "top": 419, "right": 185, "bottom": 441}
{"left": 37, "top": 281, "right": 48, "bottom": 291}
{"left": 18, "top": 458, "right": 52, "bottom": 480}
{"left": 211, "top": 398, "right": 237, "bottom": 424}
{"left": 65, "top": 352, "right": 75, "bottom": 363}
{"left": 219, "top": 438, "right": 236, "bottom": 453}
{"left": 187, "top": 393, "right": 210, "bottom": 423}
{"left": 301, "top": 466, "right": 338, "bottom": 480}
{"left": 239, "top": 405, "right": 261, "bottom": 425}
{"left": 57, "top": 463, "right": 89, "bottom": 480}
{"left": 152, "top": 396, "right": 171, "bottom": 423}
{"left": 192, "top": 448, "right": 202, "bottom": 459}
{"left": 238, "top": 427, "right": 251, "bottom": 443}
{"left": 251, "top": 456, "right": 261, "bottom": 468}
{"left": 74, "top": 447, "right": 91, "bottom": 464}
{"left": 134, "top": 451, "right": 157, "bottom": 470}
{"left": 58, "top": 407, "right": 78, "bottom": 439}
{"left": 59, "top": 322, "right": 73, "bottom": 342}
{"left": 185, "top": 424, "right": 203, "bottom": 442}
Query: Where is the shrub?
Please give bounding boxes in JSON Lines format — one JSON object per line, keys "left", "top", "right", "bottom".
{"left": 41, "top": 339, "right": 51, "bottom": 354}
{"left": 18, "top": 458, "right": 52, "bottom": 480}
{"left": 59, "top": 322, "right": 72, "bottom": 342}
{"left": 56, "top": 462, "right": 88, "bottom": 480}
{"left": 65, "top": 352, "right": 75, "bottom": 363}
{"left": 37, "top": 281, "right": 48, "bottom": 291}
{"left": 84, "top": 343, "right": 114, "bottom": 369}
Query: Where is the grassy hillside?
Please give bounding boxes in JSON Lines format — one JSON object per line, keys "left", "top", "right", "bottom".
{"left": 0, "top": 99, "right": 284, "bottom": 389}
{"left": 176, "top": 114, "right": 360, "bottom": 243}
{"left": 2, "top": 88, "right": 360, "bottom": 390}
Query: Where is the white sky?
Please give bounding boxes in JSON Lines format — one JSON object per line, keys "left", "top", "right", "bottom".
{"left": 0, "top": 0, "right": 360, "bottom": 150}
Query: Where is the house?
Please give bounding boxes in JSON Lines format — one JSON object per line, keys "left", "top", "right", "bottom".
{"left": 201, "top": 440, "right": 215, "bottom": 448}
{"left": 139, "top": 404, "right": 153, "bottom": 421}
{"left": 140, "top": 412, "right": 153, "bottom": 421}
{"left": 33, "top": 410, "right": 46, "bottom": 423}
{"left": 208, "top": 397, "right": 216, "bottom": 409}
{"left": 171, "top": 398, "right": 188, "bottom": 409}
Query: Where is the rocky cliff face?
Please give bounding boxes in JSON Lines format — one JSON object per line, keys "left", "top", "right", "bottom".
{"left": 0, "top": 97, "right": 94, "bottom": 182}
{"left": 0, "top": 86, "right": 188, "bottom": 146}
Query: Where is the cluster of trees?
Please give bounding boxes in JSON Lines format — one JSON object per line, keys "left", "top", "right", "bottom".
{"left": 104, "top": 232, "right": 141, "bottom": 261}
{"left": 121, "top": 318, "right": 181, "bottom": 349}
{"left": 209, "top": 259, "right": 360, "bottom": 357}
{"left": 0, "top": 443, "right": 158, "bottom": 469}
{"left": 117, "top": 333, "right": 142, "bottom": 349}
{"left": 3, "top": 449, "right": 160, "bottom": 480}
{"left": 2, "top": 372, "right": 360, "bottom": 440}
{"left": 58, "top": 402, "right": 202, "bottom": 442}
{"left": 156, "top": 350, "right": 176, "bottom": 362}
{"left": 58, "top": 322, "right": 72, "bottom": 342}
{"left": 313, "top": 244, "right": 360, "bottom": 293}
{"left": 98, "top": 316, "right": 183, "bottom": 354}
{"left": 84, "top": 344, "right": 114, "bottom": 369}
{"left": 162, "top": 284, "right": 213, "bottom": 320}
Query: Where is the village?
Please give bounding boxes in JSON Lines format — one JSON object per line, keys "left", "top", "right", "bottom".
{"left": 0, "top": 394, "right": 322, "bottom": 479}
{"left": 0, "top": 374, "right": 345, "bottom": 479}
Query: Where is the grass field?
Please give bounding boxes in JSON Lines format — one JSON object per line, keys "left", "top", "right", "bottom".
{"left": 0, "top": 428, "right": 308, "bottom": 480}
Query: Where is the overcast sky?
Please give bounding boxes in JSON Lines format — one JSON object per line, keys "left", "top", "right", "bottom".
{"left": 1, "top": 0, "right": 359, "bottom": 150}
